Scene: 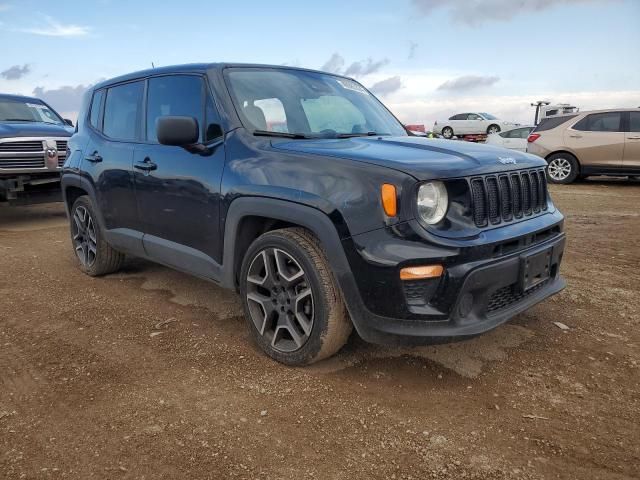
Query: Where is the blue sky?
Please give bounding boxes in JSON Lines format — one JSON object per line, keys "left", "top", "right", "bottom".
{"left": 1, "top": 0, "right": 639, "bottom": 125}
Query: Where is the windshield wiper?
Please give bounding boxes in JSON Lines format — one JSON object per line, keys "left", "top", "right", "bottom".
{"left": 3, "top": 118, "right": 37, "bottom": 122}
{"left": 253, "top": 130, "right": 312, "bottom": 139}
{"left": 335, "top": 132, "right": 390, "bottom": 138}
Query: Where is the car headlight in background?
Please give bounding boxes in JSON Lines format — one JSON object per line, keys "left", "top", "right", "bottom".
{"left": 417, "top": 181, "right": 448, "bottom": 225}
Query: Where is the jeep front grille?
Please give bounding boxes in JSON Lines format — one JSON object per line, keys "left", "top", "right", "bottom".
{"left": 469, "top": 168, "right": 548, "bottom": 227}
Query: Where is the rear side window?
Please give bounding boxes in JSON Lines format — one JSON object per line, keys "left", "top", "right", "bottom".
{"left": 449, "top": 114, "right": 466, "bottom": 120}
{"left": 89, "top": 89, "right": 104, "bottom": 129}
{"left": 103, "top": 81, "right": 144, "bottom": 141}
{"left": 532, "top": 115, "right": 578, "bottom": 132}
{"left": 629, "top": 112, "right": 640, "bottom": 132}
{"left": 146, "top": 75, "right": 204, "bottom": 143}
{"left": 573, "top": 112, "right": 622, "bottom": 132}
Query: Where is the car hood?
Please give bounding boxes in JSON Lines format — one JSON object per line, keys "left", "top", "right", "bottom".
{"left": 273, "top": 136, "right": 545, "bottom": 180}
{"left": 0, "top": 122, "right": 73, "bottom": 138}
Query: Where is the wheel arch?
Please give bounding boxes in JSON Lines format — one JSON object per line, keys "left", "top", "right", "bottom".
{"left": 221, "top": 197, "right": 351, "bottom": 292}
{"left": 545, "top": 150, "right": 581, "bottom": 172}
{"left": 61, "top": 173, "right": 107, "bottom": 229}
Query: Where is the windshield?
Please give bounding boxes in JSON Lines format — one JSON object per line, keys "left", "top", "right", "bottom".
{"left": 224, "top": 68, "right": 407, "bottom": 138}
{"left": 480, "top": 112, "right": 498, "bottom": 120}
{"left": 0, "top": 98, "right": 64, "bottom": 125}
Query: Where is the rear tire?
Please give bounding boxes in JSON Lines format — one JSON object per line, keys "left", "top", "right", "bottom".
{"left": 487, "top": 124, "right": 501, "bottom": 134}
{"left": 546, "top": 153, "right": 579, "bottom": 184}
{"left": 441, "top": 126, "right": 454, "bottom": 139}
{"left": 239, "top": 227, "right": 352, "bottom": 365}
{"left": 70, "top": 196, "right": 124, "bottom": 276}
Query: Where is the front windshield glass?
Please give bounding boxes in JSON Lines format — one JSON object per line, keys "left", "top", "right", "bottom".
{"left": 224, "top": 68, "right": 407, "bottom": 138}
{"left": 480, "top": 112, "right": 498, "bottom": 120}
{"left": 0, "top": 98, "right": 64, "bottom": 125}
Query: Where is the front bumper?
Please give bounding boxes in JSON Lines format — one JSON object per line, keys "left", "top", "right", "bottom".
{"left": 338, "top": 215, "right": 566, "bottom": 345}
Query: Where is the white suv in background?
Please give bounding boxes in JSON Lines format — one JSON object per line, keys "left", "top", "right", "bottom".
{"left": 433, "top": 112, "right": 518, "bottom": 139}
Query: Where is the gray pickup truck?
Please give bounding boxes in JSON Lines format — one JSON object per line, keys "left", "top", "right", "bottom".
{"left": 0, "top": 93, "right": 73, "bottom": 205}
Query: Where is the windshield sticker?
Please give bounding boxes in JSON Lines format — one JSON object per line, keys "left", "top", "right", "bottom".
{"left": 26, "top": 103, "right": 47, "bottom": 109}
{"left": 336, "top": 79, "right": 368, "bottom": 94}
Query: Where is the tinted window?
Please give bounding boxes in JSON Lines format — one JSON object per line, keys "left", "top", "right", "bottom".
{"left": 629, "top": 112, "right": 640, "bottom": 133}
{"left": 573, "top": 112, "right": 622, "bottom": 132}
{"left": 146, "top": 75, "right": 203, "bottom": 143}
{"left": 89, "top": 89, "right": 104, "bottom": 129}
{"left": 103, "top": 81, "right": 144, "bottom": 141}
{"left": 205, "top": 95, "right": 223, "bottom": 141}
{"left": 532, "top": 115, "right": 578, "bottom": 132}
{"left": 450, "top": 114, "right": 465, "bottom": 120}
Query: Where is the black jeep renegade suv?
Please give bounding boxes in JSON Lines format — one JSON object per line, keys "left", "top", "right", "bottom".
{"left": 61, "top": 64, "right": 566, "bottom": 365}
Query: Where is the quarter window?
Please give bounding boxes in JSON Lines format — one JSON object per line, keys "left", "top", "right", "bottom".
{"left": 103, "top": 81, "right": 144, "bottom": 141}
{"left": 629, "top": 112, "right": 640, "bottom": 133}
{"left": 89, "top": 89, "right": 104, "bottom": 130}
{"left": 573, "top": 112, "right": 622, "bottom": 132}
{"left": 146, "top": 75, "right": 204, "bottom": 143}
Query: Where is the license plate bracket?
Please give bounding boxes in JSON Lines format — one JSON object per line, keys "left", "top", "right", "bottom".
{"left": 519, "top": 248, "right": 552, "bottom": 292}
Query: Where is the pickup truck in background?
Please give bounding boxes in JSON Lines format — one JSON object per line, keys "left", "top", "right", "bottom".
{"left": 0, "top": 93, "right": 73, "bottom": 205}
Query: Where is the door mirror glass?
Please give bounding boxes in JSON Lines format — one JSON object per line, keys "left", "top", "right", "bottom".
{"left": 157, "top": 116, "right": 199, "bottom": 146}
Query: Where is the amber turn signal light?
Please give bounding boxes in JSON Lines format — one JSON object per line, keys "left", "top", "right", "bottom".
{"left": 381, "top": 183, "right": 397, "bottom": 217}
{"left": 400, "top": 265, "right": 444, "bottom": 281}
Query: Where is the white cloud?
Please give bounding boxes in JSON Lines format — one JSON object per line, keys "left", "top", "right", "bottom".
{"left": 17, "top": 15, "right": 90, "bottom": 37}
{"left": 369, "top": 76, "right": 403, "bottom": 96}
{"left": 412, "top": 0, "right": 618, "bottom": 25}
{"left": 1, "top": 64, "right": 30, "bottom": 80}
{"left": 437, "top": 75, "right": 500, "bottom": 92}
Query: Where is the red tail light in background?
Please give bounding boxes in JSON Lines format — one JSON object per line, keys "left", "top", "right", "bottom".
{"left": 527, "top": 133, "right": 541, "bottom": 143}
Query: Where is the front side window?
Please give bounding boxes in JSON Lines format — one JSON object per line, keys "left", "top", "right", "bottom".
{"left": 0, "top": 98, "right": 64, "bottom": 125}
{"left": 224, "top": 68, "right": 406, "bottom": 138}
{"left": 103, "top": 81, "right": 144, "bottom": 141}
{"left": 467, "top": 113, "right": 482, "bottom": 120}
{"left": 480, "top": 112, "right": 498, "bottom": 120}
{"left": 146, "top": 75, "right": 203, "bottom": 143}
{"left": 573, "top": 112, "right": 622, "bottom": 132}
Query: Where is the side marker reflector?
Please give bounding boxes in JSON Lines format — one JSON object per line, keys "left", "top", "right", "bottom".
{"left": 381, "top": 183, "right": 397, "bottom": 217}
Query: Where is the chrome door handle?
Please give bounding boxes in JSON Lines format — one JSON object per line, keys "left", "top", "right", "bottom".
{"left": 569, "top": 134, "right": 582, "bottom": 138}
{"left": 627, "top": 136, "right": 640, "bottom": 140}
{"left": 134, "top": 158, "right": 157, "bottom": 172}
{"left": 84, "top": 151, "right": 102, "bottom": 163}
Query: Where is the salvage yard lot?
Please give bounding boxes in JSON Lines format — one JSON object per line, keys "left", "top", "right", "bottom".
{"left": 1, "top": 180, "right": 639, "bottom": 479}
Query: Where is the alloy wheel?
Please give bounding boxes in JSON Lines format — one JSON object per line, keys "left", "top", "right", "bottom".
{"left": 548, "top": 157, "right": 572, "bottom": 181}
{"left": 245, "top": 248, "right": 314, "bottom": 353}
{"left": 72, "top": 205, "right": 97, "bottom": 267}
{"left": 488, "top": 125, "right": 499, "bottom": 134}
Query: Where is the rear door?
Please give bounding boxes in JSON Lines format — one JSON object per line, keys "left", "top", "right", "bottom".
{"left": 565, "top": 112, "right": 624, "bottom": 168}
{"left": 83, "top": 81, "right": 145, "bottom": 255}
{"left": 623, "top": 111, "right": 640, "bottom": 169}
{"left": 133, "top": 74, "right": 225, "bottom": 279}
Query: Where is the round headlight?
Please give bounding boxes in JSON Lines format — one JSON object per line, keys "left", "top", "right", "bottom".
{"left": 417, "top": 181, "right": 448, "bottom": 225}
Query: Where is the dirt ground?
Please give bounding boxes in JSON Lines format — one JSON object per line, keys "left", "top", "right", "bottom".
{"left": 1, "top": 179, "right": 639, "bottom": 479}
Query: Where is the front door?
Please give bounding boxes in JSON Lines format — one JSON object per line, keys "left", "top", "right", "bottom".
{"left": 133, "top": 74, "right": 225, "bottom": 280}
{"left": 565, "top": 111, "right": 624, "bottom": 168}
{"left": 623, "top": 111, "right": 640, "bottom": 169}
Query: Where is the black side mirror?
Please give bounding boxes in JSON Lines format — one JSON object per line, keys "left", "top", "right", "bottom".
{"left": 64, "top": 118, "right": 74, "bottom": 127}
{"left": 157, "top": 116, "right": 199, "bottom": 146}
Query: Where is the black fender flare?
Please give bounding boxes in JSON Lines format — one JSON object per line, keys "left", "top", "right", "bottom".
{"left": 221, "top": 197, "right": 353, "bottom": 289}
{"left": 60, "top": 172, "right": 107, "bottom": 230}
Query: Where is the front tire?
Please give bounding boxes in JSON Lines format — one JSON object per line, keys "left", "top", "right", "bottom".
{"left": 70, "top": 196, "right": 124, "bottom": 276}
{"left": 441, "top": 126, "right": 454, "bottom": 139}
{"left": 487, "top": 124, "right": 500, "bottom": 134}
{"left": 546, "top": 153, "right": 579, "bottom": 184}
{"left": 240, "top": 228, "right": 352, "bottom": 365}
